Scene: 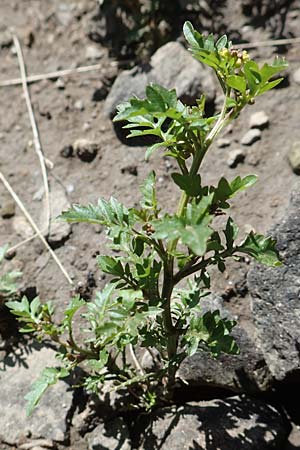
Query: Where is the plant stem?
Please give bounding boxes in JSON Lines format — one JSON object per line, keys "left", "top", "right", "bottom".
{"left": 162, "top": 91, "right": 230, "bottom": 392}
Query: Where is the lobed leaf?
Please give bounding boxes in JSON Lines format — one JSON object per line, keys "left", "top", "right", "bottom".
{"left": 237, "top": 232, "right": 281, "bottom": 267}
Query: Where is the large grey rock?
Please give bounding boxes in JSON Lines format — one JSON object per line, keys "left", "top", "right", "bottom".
{"left": 140, "top": 396, "right": 288, "bottom": 449}
{"left": 0, "top": 345, "right": 73, "bottom": 445}
{"left": 86, "top": 417, "right": 131, "bottom": 450}
{"left": 103, "top": 41, "right": 216, "bottom": 118}
{"left": 248, "top": 186, "right": 300, "bottom": 380}
{"left": 178, "top": 294, "right": 272, "bottom": 393}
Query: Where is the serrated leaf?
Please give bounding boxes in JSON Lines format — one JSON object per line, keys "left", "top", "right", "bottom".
{"left": 152, "top": 216, "right": 184, "bottom": 241}
{"left": 140, "top": 171, "right": 157, "bottom": 210}
{"left": 97, "top": 256, "right": 124, "bottom": 277}
{"left": 171, "top": 173, "right": 202, "bottom": 197}
{"left": 237, "top": 232, "right": 281, "bottom": 267}
{"left": 59, "top": 197, "right": 131, "bottom": 227}
{"left": 181, "top": 223, "right": 214, "bottom": 256}
{"left": 184, "top": 310, "right": 239, "bottom": 357}
{"left": 25, "top": 367, "right": 69, "bottom": 416}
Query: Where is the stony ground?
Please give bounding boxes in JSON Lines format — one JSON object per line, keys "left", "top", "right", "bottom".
{"left": 1, "top": 1, "right": 300, "bottom": 449}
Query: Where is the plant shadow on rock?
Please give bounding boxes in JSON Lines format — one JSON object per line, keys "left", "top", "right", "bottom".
{"left": 133, "top": 396, "right": 289, "bottom": 450}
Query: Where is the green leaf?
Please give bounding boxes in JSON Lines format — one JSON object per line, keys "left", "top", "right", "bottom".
{"left": 227, "top": 75, "right": 247, "bottom": 93}
{"left": 140, "top": 171, "right": 158, "bottom": 210}
{"left": 85, "top": 350, "right": 109, "bottom": 372}
{"left": 152, "top": 216, "right": 184, "bottom": 241}
{"left": 181, "top": 223, "right": 214, "bottom": 256}
{"left": 184, "top": 310, "right": 239, "bottom": 357}
{"left": 97, "top": 256, "right": 124, "bottom": 277}
{"left": 25, "top": 367, "right": 69, "bottom": 416}
{"left": 214, "top": 175, "right": 257, "bottom": 207}
{"left": 185, "top": 195, "right": 214, "bottom": 224}
{"left": 183, "top": 21, "right": 202, "bottom": 48}
{"left": 258, "top": 78, "right": 284, "bottom": 95}
{"left": 224, "top": 217, "right": 239, "bottom": 250}
{"left": 145, "top": 142, "right": 163, "bottom": 161}
{"left": 63, "top": 296, "right": 86, "bottom": 329}
{"left": 237, "top": 232, "right": 281, "bottom": 267}
{"left": 171, "top": 173, "right": 202, "bottom": 197}
{"left": 216, "top": 35, "right": 227, "bottom": 50}
{"left": 230, "top": 175, "right": 257, "bottom": 195}
{"left": 59, "top": 197, "right": 131, "bottom": 227}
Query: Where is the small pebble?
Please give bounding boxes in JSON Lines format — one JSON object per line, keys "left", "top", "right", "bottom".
{"left": 74, "top": 100, "right": 84, "bottom": 111}
{"left": 85, "top": 45, "right": 104, "bottom": 60}
{"left": 60, "top": 145, "right": 74, "bottom": 158}
{"left": 241, "top": 128, "right": 261, "bottom": 146}
{"left": 121, "top": 165, "right": 138, "bottom": 176}
{"left": 288, "top": 141, "right": 300, "bottom": 174}
{"left": 227, "top": 148, "right": 245, "bottom": 168}
{"left": 0, "top": 201, "right": 15, "bottom": 218}
{"left": 82, "top": 122, "right": 91, "bottom": 131}
{"left": 217, "top": 138, "right": 230, "bottom": 148}
{"left": 55, "top": 78, "right": 65, "bottom": 90}
{"left": 249, "top": 111, "right": 269, "bottom": 130}
{"left": 73, "top": 138, "right": 100, "bottom": 162}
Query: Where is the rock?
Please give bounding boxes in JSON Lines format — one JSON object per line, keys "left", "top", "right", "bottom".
{"left": 60, "top": 145, "right": 74, "bottom": 158}
{"left": 248, "top": 186, "right": 300, "bottom": 380}
{"left": 0, "top": 201, "right": 15, "bottom": 219}
{"left": 121, "top": 165, "right": 138, "bottom": 176}
{"left": 19, "top": 439, "right": 55, "bottom": 449}
{"left": 0, "top": 30, "right": 13, "bottom": 48}
{"left": 85, "top": 45, "right": 104, "bottom": 60}
{"left": 0, "top": 345, "right": 73, "bottom": 445}
{"left": 227, "top": 148, "right": 245, "bottom": 168}
{"left": 241, "top": 128, "right": 261, "bottom": 146}
{"left": 140, "top": 396, "right": 288, "bottom": 450}
{"left": 74, "top": 100, "right": 84, "bottom": 111}
{"left": 55, "top": 78, "right": 65, "bottom": 90}
{"left": 178, "top": 294, "right": 272, "bottom": 393}
{"left": 86, "top": 417, "right": 131, "bottom": 450}
{"left": 217, "top": 137, "right": 231, "bottom": 148}
{"left": 56, "top": 3, "right": 74, "bottom": 26}
{"left": 292, "top": 67, "right": 300, "bottom": 84}
{"left": 249, "top": 111, "right": 269, "bottom": 130}
{"left": 39, "top": 183, "right": 71, "bottom": 246}
{"left": 12, "top": 216, "right": 34, "bottom": 239}
{"left": 103, "top": 41, "right": 216, "bottom": 118}
{"left": 288, "top": 141, "right": 300, "bottom": 174}
{"left": 73, "top": 139, "right": 100, "bottom": 162}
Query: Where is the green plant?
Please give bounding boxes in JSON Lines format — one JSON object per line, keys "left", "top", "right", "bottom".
{"left": 0, "top": 245, "right": 21, "bottom": 302}
{"left": 7, "top": 22, "right": 287, "bottom": 415}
